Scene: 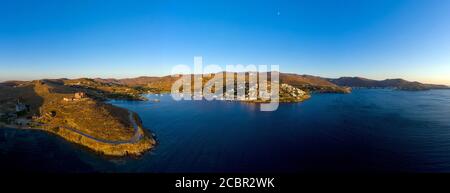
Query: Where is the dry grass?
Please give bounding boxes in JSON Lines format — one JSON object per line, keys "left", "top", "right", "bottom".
{"left": 0, "top": 80, "right": 155, "bottom": 156}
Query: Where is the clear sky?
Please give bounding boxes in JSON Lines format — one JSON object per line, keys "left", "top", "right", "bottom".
{"left": 1, "top": 0, "right": 449, "bottom": 85}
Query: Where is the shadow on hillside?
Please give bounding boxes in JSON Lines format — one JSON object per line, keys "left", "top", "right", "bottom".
{"left": 0, "top": 83, "right": 44, "bottom": 118}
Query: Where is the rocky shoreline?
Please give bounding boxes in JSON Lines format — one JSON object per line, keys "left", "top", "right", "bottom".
{"left": 1, "top": 113, "right": 156, "bottom": 156}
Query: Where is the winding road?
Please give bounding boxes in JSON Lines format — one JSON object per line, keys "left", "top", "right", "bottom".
{"left": 15, "top": 111, "right": 143, "bottom": 145}
{"left": 60, "top": 111, "right": 143, "bottom": 144}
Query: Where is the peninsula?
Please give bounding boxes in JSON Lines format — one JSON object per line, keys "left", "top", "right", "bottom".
{"left": 0, "top": 79, "right": 155, "bottom": 156}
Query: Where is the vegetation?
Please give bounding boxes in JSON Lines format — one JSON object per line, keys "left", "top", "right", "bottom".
{"left": 63, "top": 78, "right": 148, "bottom": 100}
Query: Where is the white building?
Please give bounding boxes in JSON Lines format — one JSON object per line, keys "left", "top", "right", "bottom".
{"left": 15, "top": 101, "right": 27, "bottom": 112}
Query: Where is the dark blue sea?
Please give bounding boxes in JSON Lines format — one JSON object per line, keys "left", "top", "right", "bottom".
{"left": 1, "top": 89, "right": 450, "bottom": 172}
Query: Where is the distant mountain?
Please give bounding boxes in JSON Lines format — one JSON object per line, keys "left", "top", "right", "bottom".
{"left": 329, "top": 77, "right": 449, "bottom": 91}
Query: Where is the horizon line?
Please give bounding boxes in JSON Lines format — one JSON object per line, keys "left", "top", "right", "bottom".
{"left": 1, "top": 71, "right": 449, "bottom": 86}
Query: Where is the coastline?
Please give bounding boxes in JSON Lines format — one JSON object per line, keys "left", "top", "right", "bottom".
{"left": 1, "top": 111, "right": 156, "bottom": 157}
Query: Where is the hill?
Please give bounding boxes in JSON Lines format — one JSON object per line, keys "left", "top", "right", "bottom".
{"left": 0, "top": 80, "right": 155, "bottom": 156}
{"left": 329, "top": 77, "right": 449, "bottom": 91}
{"left": 279, "top": 73, "right": 351, "bottom": 93}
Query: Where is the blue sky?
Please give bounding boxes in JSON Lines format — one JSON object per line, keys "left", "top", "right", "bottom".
{"left": 1, "top": 0, "right": 449, "bottom": 85}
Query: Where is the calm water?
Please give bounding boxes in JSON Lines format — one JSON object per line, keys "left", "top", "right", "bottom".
{"left": 1, "top": 89, "right": 450, "bottom": 172}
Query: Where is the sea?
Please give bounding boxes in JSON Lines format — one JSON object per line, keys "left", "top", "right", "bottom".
{"left": 1, "top": 89, "right": 450, "bottom": 172}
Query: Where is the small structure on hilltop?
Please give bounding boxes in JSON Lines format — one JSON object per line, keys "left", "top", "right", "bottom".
{"left": 63, "top": 92, "right": 88, "bottom": 102}
{"left": 74, "top": 92, "right": 87, "bottom": 99}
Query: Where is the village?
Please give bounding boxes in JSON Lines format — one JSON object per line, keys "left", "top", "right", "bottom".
{"left": 175, "top": 82, "right": 308, "bottom": 102}
{"left": 280, "top": 83, "right": 308, "bottom": 100}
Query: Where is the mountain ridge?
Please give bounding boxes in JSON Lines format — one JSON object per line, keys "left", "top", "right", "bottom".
{"left": 329, "top": 77, "right": 449, "bottom": 91}
{"left": 88, "top": 72, "right": 352, "bottom": 94}
{"left": 3, "top": 73, "right": 447, "bottom": 92}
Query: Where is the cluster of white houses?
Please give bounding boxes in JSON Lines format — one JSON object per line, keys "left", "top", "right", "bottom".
{"left": 175, "top": 83, "right": 307, "bottom": 101}
{"left": 281, "top": 83, "right": 307, "bottom": 99}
